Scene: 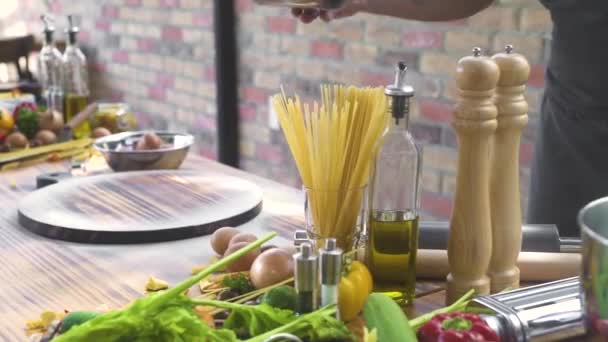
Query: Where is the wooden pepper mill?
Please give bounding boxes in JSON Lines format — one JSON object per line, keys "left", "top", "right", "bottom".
{"left": 488, "top": 45, "right": 530, "bottom": 293}
{"left": 447, "top": 47, "right": 499, "bottom": 304}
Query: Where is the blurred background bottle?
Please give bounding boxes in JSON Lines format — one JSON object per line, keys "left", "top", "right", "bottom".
{"left": 62, "top": 15, "right": 90, "bottom": 138}
{"left": 37, "top": 15, "right": 64, "bottom": 115}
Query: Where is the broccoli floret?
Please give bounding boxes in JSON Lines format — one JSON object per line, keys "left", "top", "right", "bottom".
{"left": 261, "top": 285, "right": 297, "bottom": 311}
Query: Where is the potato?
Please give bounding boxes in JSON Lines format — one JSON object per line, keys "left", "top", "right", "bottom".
{"left": 6, "top": 132, "right": 27, "bottom": 148}
{"left": 92, "top": 127, "right": 112, "bottom": 138}
{"left": 38, "top": 110, "right": 63, "bottom": 132}
{"left": 223, "top": 241, "right": 260, "bottom": 272}
{"left": 210, "top": 227, "right": 239, "bottom": 255}
{"left": 136, "top": 132, "right": 162, "bottom": 150}
{"left": 228, "top": 233, "right": 257, "bottom": 247}
{"left": 250, "top": 248, "right": 294, "bottom": 289}
{"left": 35, "top": 130, "right": 57, "bottom": 145}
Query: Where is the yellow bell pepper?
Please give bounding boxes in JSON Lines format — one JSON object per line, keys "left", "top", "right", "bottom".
{"left": 339, "top": 260, "right": 373, "bottom": 321}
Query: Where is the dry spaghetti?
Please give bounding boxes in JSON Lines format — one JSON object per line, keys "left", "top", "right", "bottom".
{"left": 272, "top": 85, "right": 387, "bottom": 249}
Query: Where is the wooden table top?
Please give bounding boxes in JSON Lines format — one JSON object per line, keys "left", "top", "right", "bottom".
{"left": 0, "top": 155, "right": 445, "bottom": 339}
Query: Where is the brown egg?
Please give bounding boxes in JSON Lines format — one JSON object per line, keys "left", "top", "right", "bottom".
{"left": 92, "top": 127, "right": 112, "bottom": 138}
{"left": 229, "top": 233, "right": 258, "bottom": 248}
{"left": 6, "top": 132, "right": 28, "bottom": 148}
{"left": 223, "top": 241, "right": 260, "bottom": 272}
{"left": 210, "top": 227, "right": 240, "bottom": 255}
{"left": 136, "top": 132, "right": 162, "bottom": 150}
{"left": 35, "top": 130, "right": 57, "bottom": 145}
{"left": 250, "top": 248, "right": 294, "bottom": 289}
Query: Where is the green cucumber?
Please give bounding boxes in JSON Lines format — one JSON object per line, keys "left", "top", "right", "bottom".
{"left": 362, "top": 293, "right": 417, "bottom": 342}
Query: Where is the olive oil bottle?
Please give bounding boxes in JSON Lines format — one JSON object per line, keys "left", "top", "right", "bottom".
{"left": 367, "top": 62, "right": 422, "bottom": 305}
{"left": 62, "top": 15, "right": 90, "bottom": 138}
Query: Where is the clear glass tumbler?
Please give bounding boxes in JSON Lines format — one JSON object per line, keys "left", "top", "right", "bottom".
{"left": 304, "top": 185, "right": 368, "bottom": 252}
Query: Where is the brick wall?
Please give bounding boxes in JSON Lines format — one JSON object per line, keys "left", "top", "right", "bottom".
{"left": 236, "top": 0, "right": 552, "bottom": 220}
{"left": 12, "top": 0, "right": 218, "bottom": 159}
{"left": 10, "top": 0, "right": 552, "bottom": 221}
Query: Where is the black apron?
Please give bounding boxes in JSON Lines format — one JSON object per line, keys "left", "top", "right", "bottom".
{"left": 528, "top": 1, "right": 608, "bottom": 237}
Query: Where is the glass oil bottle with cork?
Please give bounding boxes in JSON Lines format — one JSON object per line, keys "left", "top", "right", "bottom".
{"left": 62, "top": 15, "right": 91, "bottom": 138}
{"left": 367, "top": 62, "right": 422, "bottom": 305}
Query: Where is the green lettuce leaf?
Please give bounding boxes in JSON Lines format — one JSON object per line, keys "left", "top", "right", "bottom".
{"left": 53, "top": 295, "right": 238, "bottom": 342}
{"left": 245, "top": 305, "right": 354, "bottom": 342}
{"left": 289, "top": 312, "right": 353, "bottom": 341}
{"left": 52, "top": 233, "right": 276, "bottom": 341}
{"left": 223, "top": 303, "right": 295, "bottom": 337}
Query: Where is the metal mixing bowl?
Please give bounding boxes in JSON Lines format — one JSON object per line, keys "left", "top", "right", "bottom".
{"left": 579, "top": 197, "right": 608, "bottom": 339}
{"left": 253, "top": 0, "right": 346, "bottom": 9}
{"left": 94, "top": 131, "right": 194, "bottom": 171}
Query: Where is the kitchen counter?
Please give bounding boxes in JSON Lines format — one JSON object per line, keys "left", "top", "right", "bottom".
{"left": 0, "top": 154, "right": 444, "bottom": 339}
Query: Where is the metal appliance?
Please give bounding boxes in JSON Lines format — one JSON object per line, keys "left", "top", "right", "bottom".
{"left": 475, "top": 277, "right": 586, "bottom": 341}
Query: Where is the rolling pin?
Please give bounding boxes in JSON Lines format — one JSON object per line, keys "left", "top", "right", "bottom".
{"left": 417, "top": 249, "right": 580, "bottom": 282}
{"left": 418, "top": 221, "right": 581, "bottom": 253}
{"left": 488, "top": 45, "right": 530, "bottom": 293}
{"left": 446, "top": 47, "right": 499, "bottom": 303}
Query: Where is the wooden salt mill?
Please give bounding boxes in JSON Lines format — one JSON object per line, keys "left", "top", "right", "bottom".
{"left": 447, "top": 47, "right": 499, "bottom": 304}
{"left": 488, "top": 45, "right": 530, "bottom": 293}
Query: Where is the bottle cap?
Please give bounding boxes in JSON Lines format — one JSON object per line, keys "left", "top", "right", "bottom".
{"left": 384, "top": 62, "right": 414, "bottom": 119}
{"left": 294, "top": 243, "right": 317, "bottom": 292}
{"left": 320, "top": 238, "right": 343, "bottom": 285}
{"left": 66, "top": 15, "right": 80, "bottom": 45}
{"left": 41, "top": 15, "right": 55, "bottom": 44}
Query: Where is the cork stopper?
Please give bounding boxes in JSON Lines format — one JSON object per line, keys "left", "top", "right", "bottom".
{"left": 491, "top": 45, "right": 531, "bottom": 87}
{"left": 456, "top": 47, "right": 500, "bottom": 92}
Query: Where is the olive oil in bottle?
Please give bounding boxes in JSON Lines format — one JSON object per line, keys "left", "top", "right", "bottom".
{"left": 64, "top": 94, "right": 89, "bottom": 137}
{"left": 62, "top": 15, "right": 90, "bottom": 138}
{"left": 367, "top": 62, "right": 422, "bottom": 305}
{"left": 368, "top": 211, "right": 419, "bottom": 301}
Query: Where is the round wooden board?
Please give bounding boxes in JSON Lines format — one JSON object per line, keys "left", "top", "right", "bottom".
{"left": 18, "top": 170, "right": 263, "bottom": 243}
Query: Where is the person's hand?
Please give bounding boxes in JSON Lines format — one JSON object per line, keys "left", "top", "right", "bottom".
{"left": 291, "top": 0, "right": 367, "bottom": 23}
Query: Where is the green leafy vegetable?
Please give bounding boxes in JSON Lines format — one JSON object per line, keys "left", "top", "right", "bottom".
{"left": 409, "top": 289, "right": 475, "bottom": 331}
{"left": 191, "top": 299, "right": 295, "bottom": 337}
{"left": 363, "top": 293, "right": 416, "bottom": 342}
{"left": 261, "top": 285, "right": 297, "bottom": 311}
{"left": 246, "top": 305, "right": 353, "bottom": 342}
{"left": 53, "top": 233, "right": 277, "bottom": 342}
{"left": 54, "top": 295, "right": 236, "bottom": 341}
{"left": 15, "top": 107, "right": 38, "bottom": 139}
{"left": 59, "top": 311, "right": 100, "bottom": 333}
{"left": 189, "top": 299, "right": 352, "bottom": 342}
{"left": 221, "top": 273, "right": 255, "bottom": 295}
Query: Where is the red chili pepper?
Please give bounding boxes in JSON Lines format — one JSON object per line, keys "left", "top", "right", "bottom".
{"left": 418, "top": 312, "right": 500, "bottom": 342}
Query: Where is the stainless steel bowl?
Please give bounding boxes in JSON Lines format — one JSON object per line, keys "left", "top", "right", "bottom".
{"left": 253, "top": 0, "right": 346, "bottom": 9}
{"left": 579, "top": 197, "right": 608, "bottom": 340}
{"left": 94, "top": 131, "right": 194, "bottom": 172}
